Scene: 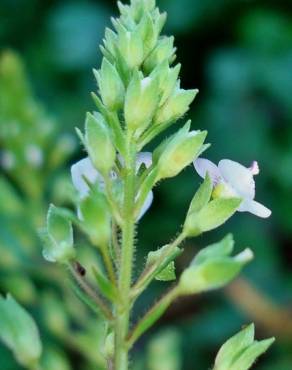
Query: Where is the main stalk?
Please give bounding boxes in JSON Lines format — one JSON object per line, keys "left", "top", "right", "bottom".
{"left": 114, "top": 138, "right": 136, "bottom": 370}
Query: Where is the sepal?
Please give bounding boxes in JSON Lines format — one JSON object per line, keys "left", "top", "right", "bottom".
{"left": 41, "top": 204, "right": 75, "bottom": 264}
{"left": 214, "top": 324, "right": 275, "bottom": 370}
{"left": 178, "top": 235, "right": 253, "bottom": 295}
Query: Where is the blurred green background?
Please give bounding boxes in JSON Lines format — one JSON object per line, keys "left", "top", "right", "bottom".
{"left": 1, "top": 0, "right": 292, "bottom": 369}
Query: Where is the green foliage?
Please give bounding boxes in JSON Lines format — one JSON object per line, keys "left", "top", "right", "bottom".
{"left": 214, "top": 324, "right": 275, "bottom": 370}
{"left": 0, "top": 294, "right": 42, "bottom": 368}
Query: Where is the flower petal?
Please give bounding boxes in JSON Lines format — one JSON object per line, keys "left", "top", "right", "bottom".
{"left": 239, "top": 199, "right": 271, "bottom": 218}
{"left": 71, "top": 157, "right": 102, "bottom": 198}
{"left": 193, "top": 158, "right": 222, "bottom": 185}
{"left": 137, "top": 191, "right": 153, "bottom": 220}
{"left": 136, "top": 152, "right": 152, "bottom": 171}
{"left": 218, "top": 159, "right": 255, "bottom": 199}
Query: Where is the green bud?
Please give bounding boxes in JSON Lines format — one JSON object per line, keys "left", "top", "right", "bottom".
{"left": 118, "top": 25, "right": 144, "bottom": 69}
{"left": 184, "top": 197, "right": 242, "bottom": 237}
{"left": 150, "top": 61, "right": 181, "bottom": 107}
{"left": 85, "top": 112, "right": 116, "bottom": 174}
{"left": 144, "top": 36, "right": 176, "bottom": 73}
{"left": 154, "top": 85, "right": 198, "bottom": 126}
{"left": 137, "top": 12, "right": 158, "bottom": 57}
{"left": 95, "top": 59, "right": 125, "bottom": 110}
{"left": 125, "top": 71, "right": 159, "bottom": 135}
{"left": 214, "top": 324, "right": 275, "bottom": 370}
{"left": 103, "top": 28, "right": 118, "bottom": 59}
{"left": 156, "top": 123, "right": 207, "bottom": 179}
{"left": 0, "top": 294, "right": 42, "bottom": 368}
{"left": 79, "top": 186, "right": 111, "bottom": 248}
{"left": 178, "top": 236, "right": 253, "bottom": 295}
{"left": 41, "top": 204, "right": 75, "bottom": 264}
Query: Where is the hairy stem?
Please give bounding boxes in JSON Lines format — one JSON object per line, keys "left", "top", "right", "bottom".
{"left": 114, "top": 138, "right": 136, "bottom": 370}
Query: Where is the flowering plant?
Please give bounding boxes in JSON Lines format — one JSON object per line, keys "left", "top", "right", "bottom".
{"left": 0, "top": 1, "right": 274, "bottom": 369}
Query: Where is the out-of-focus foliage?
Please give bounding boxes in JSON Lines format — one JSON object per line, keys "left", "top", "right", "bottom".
{"left": 0, "top": 51, "right": 107, "bottom": 370}
{"left": 0, "top": 0, "right": 292, "bottom": 369}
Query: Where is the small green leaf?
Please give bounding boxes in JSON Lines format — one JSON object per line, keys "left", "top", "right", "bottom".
{"left": 0, "top": 294, "right": 42, "bottom": 368}
{"left": 92, "top": 266, "right": 117, "bottom": 302}
{"left": 146, "top": 244, "right": 182, "bottom": 282}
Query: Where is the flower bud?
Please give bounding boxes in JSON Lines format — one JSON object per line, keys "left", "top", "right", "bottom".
{"left": 85, "top": 112, "right": 116, "bottom": 175}
{"left": 125, "top": 71, "right": 159, "bottom": 135}
{"left": 150, "top": 61, "right": 181, "bottom": 107}
{"left": 41, "top": 204, "right": 75, "bottom": 264}
{"left": 144, "top": 36, "right": 176, "bottom": 73}
{"left": 95, "top": 58, "right": 125, "bottom": 110}
{"left": 118, "top": 25, "right": 144, "bottom": 69}
{"left": 156, "top": 123, "right": 207, "bottom": 179}
{"left": 154, "top": 85, "right": 198, "bottom": 126}
{"left": 137, "top": 12, "right": 157, "bottom": 57}
{"left": 178, "top": 235, "right": 253, "bottom": 295}
{"left": 79, "top": 186, "right": 111, "bottom": 248}
{"left": 0, "top": 294, "right": 42, "bottom": 368}
{"left": 214, "top": 324, "right": 275, "bottom": 370}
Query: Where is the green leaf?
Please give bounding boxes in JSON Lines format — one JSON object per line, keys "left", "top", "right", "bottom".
{"left": 0, "top": 294, "right": 42, "bottom": 368}
{"left": 92, "top": 266, "right": 117, "bottom": 302}
{"left": 146, "top": 244, "right": 182, "bottom": 282}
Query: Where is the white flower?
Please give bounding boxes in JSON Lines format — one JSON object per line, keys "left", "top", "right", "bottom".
{"left": 71, "top": 153, "right": 153, "bottom": 220}
{"left": 194, "top": 158, "right": 271, "bottom": 218}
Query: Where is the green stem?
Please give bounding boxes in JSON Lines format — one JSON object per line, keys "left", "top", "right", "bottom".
{"left": 114, "top": 137, "right": 136, "bottom": 370}
{"left": 131, "top": 233, "right": 186, "bottom": 301}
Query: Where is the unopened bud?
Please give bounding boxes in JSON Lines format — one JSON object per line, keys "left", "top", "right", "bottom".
{"left": 125, "top": 71, "right": 159, "bottom": 135}
{"left": 144, "top": 36, "right": 176, "bottom": 73}
{"left": 154, "top": 86, "right": 198, "bottom": 126}
{"left": 79, "top": 187, "right": 111, "bottom": 248}
{"left": 95, "top": 59, "right": 125, "bottom": 110}
{"left": 85, "top": 112, "right": 116, "bottom": 175}
{"left": 156, "top": 124, "right": 207, "bottom": 179}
